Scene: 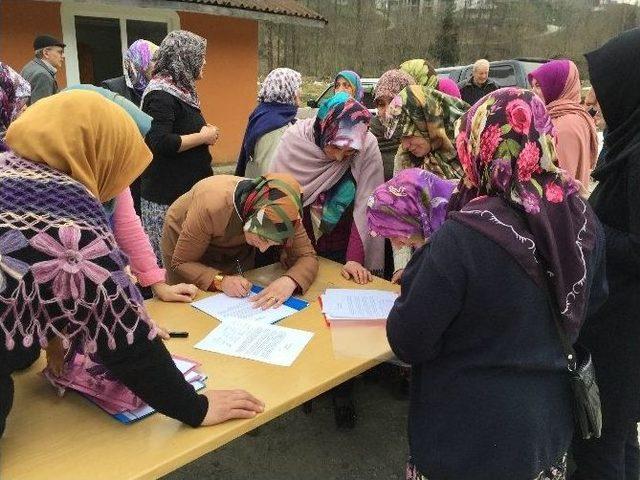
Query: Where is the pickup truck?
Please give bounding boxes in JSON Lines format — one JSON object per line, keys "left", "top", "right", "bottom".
{"left": 296, "top": 59, "right": 548, "bottom": 118}
{"left": 437, "top": 58, "right": 549, "bottom": 89}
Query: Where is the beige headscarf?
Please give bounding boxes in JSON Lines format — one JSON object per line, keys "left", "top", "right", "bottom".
{"left": 5, "top": 90, "right": 151, "bottom": 202}
{"left": 542, "top": 62, "right": 598, "bottom": 192}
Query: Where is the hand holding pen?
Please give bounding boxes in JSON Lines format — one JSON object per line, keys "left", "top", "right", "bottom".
{"left": 218, "top": 259, "right": 251, "bottom": 297}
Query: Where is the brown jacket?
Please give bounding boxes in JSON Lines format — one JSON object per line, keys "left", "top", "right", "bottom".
{"left": 161, "top": 175, "right": 318, "bottom": 292}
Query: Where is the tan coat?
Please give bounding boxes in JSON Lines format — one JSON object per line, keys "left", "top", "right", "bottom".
{"left": 161, "top": 175, "right": 318, "bottom": 292}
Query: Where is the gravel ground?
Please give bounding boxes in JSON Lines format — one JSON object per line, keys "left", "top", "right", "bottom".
{"left": 162, "top": 372, "right": 410, "bottom": 480}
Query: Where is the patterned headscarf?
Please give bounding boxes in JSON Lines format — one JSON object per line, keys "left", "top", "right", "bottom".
{"left": 0, "top": 62, "right": 30, "bottom": 144}
{"left": 143, "top": 30, "right": 206, "bottom": 109}
{"left": 239, "top": 173, "right": 303, "bottom": 243}
{"left": 334, "top": 70, "right": 364, "bottom": 102}
{"left": 124, "top": 39, "right": 158, "bottom": 94}
{"left": 449, "top": 88, "right": 598, "bottom": 337}
{"left": 385, "top": 85, "right": 469, "bottom": 179}
{"left": 258, "top": 67, "right": 302, "bottom": 105}
{"left": 399, "top": 59, "right": 438, "bottom": 89}
{"left": 314, "top": 92, "right": 372, "bottom": 151}
{"left": 367, "top": 168, "right": 456, "bottom": 240}
{"left": 374, "top": 69, "right": 415, "bottom": 102}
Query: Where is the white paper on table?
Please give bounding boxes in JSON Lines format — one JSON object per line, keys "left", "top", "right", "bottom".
{"left": 194, "top": 320, "right": 313, "bottom": 366}
{"left": 321, "top": 289, "right": 399, "bottom": 320}
{"left": 191, "top": 291, "right": 298, "bottom": 324}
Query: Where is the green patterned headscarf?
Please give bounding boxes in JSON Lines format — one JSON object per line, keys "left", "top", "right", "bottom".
{"left": 399, "top": 59, "right": 438, "bottom": 89}
{"left": 239, "top": 173, "right": 303, "bottom": 242}
{"left": 386, "top": 85, "right": 470, "bottom": 179}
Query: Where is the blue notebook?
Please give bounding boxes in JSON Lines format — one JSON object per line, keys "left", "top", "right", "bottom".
{"left": 249, "top": 285, "right": 309, "bottom": 311}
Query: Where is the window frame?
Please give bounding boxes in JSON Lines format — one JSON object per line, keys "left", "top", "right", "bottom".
{"left": 60, "top": 2, "right": 180, "bottom": 86}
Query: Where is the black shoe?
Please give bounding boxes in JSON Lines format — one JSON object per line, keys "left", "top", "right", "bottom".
{"left": 332, "top": 397, "right": 356, "bottom": 430}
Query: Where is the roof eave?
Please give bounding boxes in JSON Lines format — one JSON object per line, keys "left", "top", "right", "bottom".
{"left": 56, "top": 0, "right": 326, "bottom": 27}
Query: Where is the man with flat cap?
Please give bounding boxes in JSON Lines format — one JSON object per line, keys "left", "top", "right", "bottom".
{"left": 21, "top": 34, "right": 65, "bottom": 104}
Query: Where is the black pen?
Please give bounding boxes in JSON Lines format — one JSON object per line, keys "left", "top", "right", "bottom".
{"left": 169, "top": 331, "right": 189, "bottom": 338}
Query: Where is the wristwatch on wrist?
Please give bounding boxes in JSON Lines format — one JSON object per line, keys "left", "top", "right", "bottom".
{"left": 213, "top": 273, "right": 225, "bottom": 291}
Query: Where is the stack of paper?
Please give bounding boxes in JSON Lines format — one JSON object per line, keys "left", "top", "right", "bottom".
{"left": 191, "top": 285, "right": 308, "bottom": 325}
{"left": 43, "top": 354, "right": 207, "bottom": 424}
{"left": 320, "top": 289, "right": 399, "bottom": 325}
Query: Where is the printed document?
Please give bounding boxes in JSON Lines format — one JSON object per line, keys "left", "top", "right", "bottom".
{"left": 192, "top": 291, "right": 298, "bottom": 324}
{"left": 195, "top": 320, "right": 313, "bottom": 366}
{"left": 321, "top": 289, "right": 398, "bottom": 320}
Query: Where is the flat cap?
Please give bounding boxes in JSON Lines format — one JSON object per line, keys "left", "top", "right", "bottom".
{"left": 34, "top": 35, "right": 65, "bottom": 50}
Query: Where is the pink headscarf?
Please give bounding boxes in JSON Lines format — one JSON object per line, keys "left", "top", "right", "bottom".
{"left": 437, "top": 77, "right": 462, "bottom": 99}
{"left": 529, "top": 61, "right": 598, "bottom": 193}
{"left": 269, "top": 117, "right": 385, "bottom": 272}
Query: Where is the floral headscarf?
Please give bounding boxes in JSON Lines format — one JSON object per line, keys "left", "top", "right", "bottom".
{"left": 0, "top": 62, "right": 30, "bottom": 144}
{"left": 334, "top": 70, "right": 364, "bottom": 102}
{"left": 142, "top": 30, "right": 206, "bottom": 109}
{"left": 367, "top": 168, "right": 456, "bottom": 240}
{"left": 238, "top": 173, "right": 303, "bottom": 243}
{"left": 374, "top": 69, "right": 415, "bottom": 102}
{"left": 385, "top": 85, "right": 469, "bottom": 179}
{"left": 314, "top": 91, "right": 372, "bottom": 151}
{"left": 399, "top": 59, "right": 438, "bottom": 89}
{"left": 449, "top": 88, "right": 598, "bottom": 337}
{"left": 258, "top": 67, "right": 302, "bottom": 105}
{"left": 124, "top": 39, "right": 158, "bottom": 94}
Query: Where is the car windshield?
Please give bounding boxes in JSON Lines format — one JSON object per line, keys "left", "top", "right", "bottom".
{"left": 521, "top": 61, "right": 545, "bottom": 78}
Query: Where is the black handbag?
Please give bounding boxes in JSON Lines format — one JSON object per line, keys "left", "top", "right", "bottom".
{"left": 544, "top": 283, "right": 602, "bottom": 440}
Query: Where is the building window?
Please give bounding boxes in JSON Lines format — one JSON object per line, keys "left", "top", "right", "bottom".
{"left": 61, "top": 2, "right": 179, "bottom": 86}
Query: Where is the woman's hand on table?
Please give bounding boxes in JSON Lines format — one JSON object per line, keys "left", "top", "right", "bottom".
{"left": 221, "top": 275, "right": 252, "bottom": 297}
{"left": 391, "top": 269, "right": 404, "bottom": 284}
{"left": 152, "top": 282, "right": 198, "bottom": 302}
{"left": 250, "top": 276, "right": 297, "bottom": 310}
{"left": 201, "top": 389, "right": 265, "bottom": 426}
{"left": 341, "top": 261, "right": 373, "bottom": 284}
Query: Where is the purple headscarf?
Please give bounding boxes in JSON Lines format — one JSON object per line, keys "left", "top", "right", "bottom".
{"left": 367, "top": 168, "right": 456, "bottom": 240}
{"left": 450, "top": 88, "right": 598, "bottom": 338}
{"left": 528, "top": 60, "right": 570, "bottom": 104}
{"left": 0, "top": 62, "right": 30, "bottom": 147}
{"left": 124, "top": 39, "right": 158, "bottom": 93}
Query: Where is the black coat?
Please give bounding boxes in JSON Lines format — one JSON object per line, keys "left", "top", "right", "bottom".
{"left": 457, "top": 77, "right": 499, "bottom": 106}
{"left": 582, "top": 27, "right": 640, "bottom": 432}
{"left": 101, "top": 76, "right": 142, "bottom": 106}
{"left": 141, "top": 90, "right": 212, "bottom": 206}
{"left": 387, "top": 221, "right": 607, "bottom": 479}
